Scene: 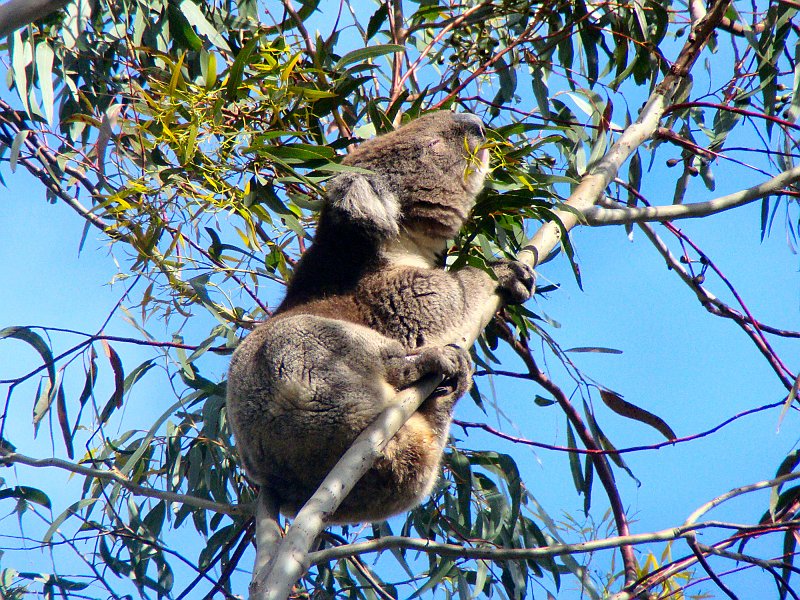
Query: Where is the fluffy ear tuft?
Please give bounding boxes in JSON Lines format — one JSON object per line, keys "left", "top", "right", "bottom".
{"left": 325, "top": 173, "right": 401, "bottom": 238}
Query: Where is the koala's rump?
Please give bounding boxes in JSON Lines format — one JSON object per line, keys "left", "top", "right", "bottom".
{"left": 226, "top": 314, "right": 402, "bottom": 502}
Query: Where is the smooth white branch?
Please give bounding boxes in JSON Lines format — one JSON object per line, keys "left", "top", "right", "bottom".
{"left": 0, "top": 0, "right": 69, "bottom": 37}
{"left": 307, "top": 515, "right": 800, "bottom": 566}
{"left": 517, "top": 90, "right": 675, "bottom": 270}
{"left": 584, "top": 165, "right": 800, "bottom": 225}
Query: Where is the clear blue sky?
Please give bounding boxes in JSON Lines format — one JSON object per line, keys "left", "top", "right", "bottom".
{"left": 3, "top": 141, "right": 797, "bottom": 598}
{"left": 1, "top": 27, "right": 799, "bottom": 600}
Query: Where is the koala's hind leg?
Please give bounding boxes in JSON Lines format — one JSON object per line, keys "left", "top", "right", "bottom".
{"left": 347, "top": 345, "right": 473, "bottom": 519}
{"left": 384, "top": 345, "right": 473, "bottom": 429}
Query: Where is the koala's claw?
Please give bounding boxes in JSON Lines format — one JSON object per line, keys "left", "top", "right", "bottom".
{"left": 388, "top": 345, "right": 473, "bottom": 400}
{"left": 493, "top": 260, "right": 535, "bottom": 305}
{"left": 430, "top": 345, "right": 473, "bottom": 399}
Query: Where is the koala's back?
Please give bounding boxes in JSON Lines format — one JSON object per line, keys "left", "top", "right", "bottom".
{"left": 226, "top": 311, "right": 447, "bottom": 521}
{"left": 227, "top": 313, "right": 398, "bottom": 471}
{"left": 292, "top": 264, "right": 495, "bottom": 350}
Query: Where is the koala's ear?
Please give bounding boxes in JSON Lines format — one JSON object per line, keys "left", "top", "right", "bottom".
{"left": 325, "top": 173, "right": 401, "bottom": 238}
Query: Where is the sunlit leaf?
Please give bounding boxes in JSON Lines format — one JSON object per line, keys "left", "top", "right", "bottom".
{"left": 334, "top": 44, "right": 404, "bottom": 70}
{"left": 179, "top": 0, "right": 232, "bottom": 52}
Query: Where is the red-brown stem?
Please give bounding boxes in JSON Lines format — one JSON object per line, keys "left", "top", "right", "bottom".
{"left": 496, "top": 322, "right": 639, "bottom": 586}
{"left": 454, "top": 398, "right": 788, "bottom": 455}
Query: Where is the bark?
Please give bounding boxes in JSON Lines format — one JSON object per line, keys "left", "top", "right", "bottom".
{"left": 0, "top": 0, "right": 69, "bottom": 38}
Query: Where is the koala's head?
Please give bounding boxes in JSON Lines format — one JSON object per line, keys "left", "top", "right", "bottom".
{"left": 324, "top": 112, "right": 490, "bottom": 244}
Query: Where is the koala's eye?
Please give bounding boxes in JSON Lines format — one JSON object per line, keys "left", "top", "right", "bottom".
{"left": 453, "top": 113, "right": 486, "bottom": 139}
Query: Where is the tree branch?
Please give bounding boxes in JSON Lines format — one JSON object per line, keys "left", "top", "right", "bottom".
{"left": 0, "top": 0, "right": 69, "bottom": 38}
{"left": 689, "top": 0, "right": 767, "bottom": 36}
{"left": 495, "top": 323, "right": 639, "bottom": 585}
{"left": 0, "top": 448, "right": 246, "bottom": 516}
{"left": 622, "top": 203, "right": 796, "bottom": 388}
{"left": 686, "top": 533, "right": 740, "bottom": 600}
{"left": 584, "top": 165, "right": 800, "bottom": 225}
{"left": 305, "top": 517, "right": 800, "bottom": 565}
{"left": 609, "top": 472, "right": 800, "bottom": 600}
{"left": 455, "top": 398, "right": 788, "bottom": 455}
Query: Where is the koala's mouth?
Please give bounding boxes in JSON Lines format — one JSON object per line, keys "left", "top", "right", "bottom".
{"left": 476, "top": 146, "right": 490, "bottom": 169}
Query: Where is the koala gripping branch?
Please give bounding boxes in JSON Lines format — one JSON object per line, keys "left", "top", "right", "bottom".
{"left": 250, "top": 89, "right": 672, "bottom": 598}
{"left": 252, "top": 3, "right": 732, "bottom": 597}
{"left": 250, "top": 376, "right": 442, "bottom": 600}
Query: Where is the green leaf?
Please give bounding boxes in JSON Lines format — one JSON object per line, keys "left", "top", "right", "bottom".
{"left": 76, "top": 348, "right": 98, "bottom": 408}
{"left": 781, "top": 527, "right": 797, "bottom": 600}
{"left": 0, "top": 486, "right": 52, "bottom": 509}
{"left": 565, "top": 346, "right": 622, "bottom": 354}
{"left": 200, "top": 49, "right": 217, "bottom": 89}
{"left": 566, "top": 422, "right": 585, "bottom": 494}
{"left": 448, "top": 450, "right": 473, "bottom": 530}
{"left": 142, "top": 501, "right": 166, "bottom": 538}
{"left": 179, "top": 0, "right": 232, "bottom": 52}
{"left": 168, "top": 3, "right": 203, "bottom": 52}
{"left": 119, "top": 392, "right": 204, "bottom": 477}
{"left": 583, "top": 458, "right": 593, "bottom": 515}
{"left": 787, "top": 40, "right": 800, "bottom": 122}
{"left": 0, "top": 326, "right": 55, "bottom": 383}
{"left": 334, "top": 44, "right": 404, "bottom": 70}
{"left": 225, "top": 32, "right": 263, "bottom": 100}
{"left": 9, "top": 130, "right": 29, "bottom": 173}
{"left": 32, "top": 378, "right": 51, "bottom": 435}
{"left": 10, "top": 30, "right": 30, "bottom": 115}
{"left": 409, "top": 558, "right": 455, "bottom": 598}
{"left": 366, "top": 4, "right": 389, "bottom": 40}
{"left": 35, "top": 42, "right": 54, "bottom": 126}
{"left": 43, "top": 499, "right": 99, "bottom": 543}
{"left": 16, "top": 572, "right": 88, "bottom": 591}
{"left": 531, "top": 67, "right": 550, "bottom": 118}
{"left": 55, "top": 376, "right": 73, "bottom": 459}
{"left": 168, "top": 52, "right": 186, "bottom": 98}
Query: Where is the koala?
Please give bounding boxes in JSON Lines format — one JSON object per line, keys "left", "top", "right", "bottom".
{"left": 226, "top": 111, "right": 534, "bottom": 524}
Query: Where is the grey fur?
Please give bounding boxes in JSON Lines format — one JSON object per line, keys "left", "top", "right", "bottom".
{"left": 226, "top": 111, "right": 534, "bottom": 523}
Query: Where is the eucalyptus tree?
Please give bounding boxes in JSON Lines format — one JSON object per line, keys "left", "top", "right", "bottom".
{"left": 0, "top": 0, "right": 798, "bottom": 598}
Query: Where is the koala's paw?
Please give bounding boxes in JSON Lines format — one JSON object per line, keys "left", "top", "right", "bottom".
{"left": 492, "top": 260, "right": 535, "bottom": 305}
{"left": 389, "top": 345, "right": 473, "bottom": 400}
{"left": 431, "top": 345, "right": 474, "bottom": 399}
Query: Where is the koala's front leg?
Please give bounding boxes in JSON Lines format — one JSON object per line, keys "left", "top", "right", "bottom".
{"left": 444, "top": 260, "right": 535, "bottom": 348}
{"left": 491, "top": 260, "right": 536, "bottom": 305}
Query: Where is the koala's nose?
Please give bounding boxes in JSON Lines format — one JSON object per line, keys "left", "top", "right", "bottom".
{"left": 453, "top": 112, "right": 486, "bottom": 138}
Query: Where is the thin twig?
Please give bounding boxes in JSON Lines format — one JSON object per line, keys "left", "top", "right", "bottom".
{"left": 687, "top": 534, "right": 740, "bottom": 600}
{"left": 0, "top": 449, "right": 247, "bottom": 516}
{"left": 495, "top": 321, "right": 638, "bottom": 585}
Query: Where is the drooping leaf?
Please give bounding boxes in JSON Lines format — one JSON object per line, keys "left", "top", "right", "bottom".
{"left": 334, "top": 44, "right": 404, "bottom": 70}
{"left": 599, "top": 389, "right": 677, "bottom": 441}
{"left": 0, "top": 485, "right": 52, "bottom": 509}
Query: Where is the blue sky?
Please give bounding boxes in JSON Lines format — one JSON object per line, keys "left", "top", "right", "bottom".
{"left": 2, "top": 140, "right": 797, "bottom": 597}
{"left": 1, "top": 9, "right": 800, "bottom": 597}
